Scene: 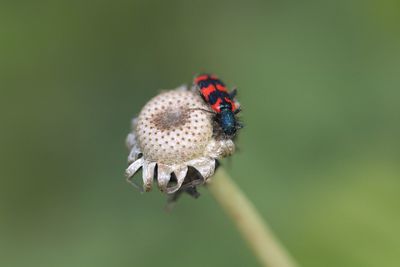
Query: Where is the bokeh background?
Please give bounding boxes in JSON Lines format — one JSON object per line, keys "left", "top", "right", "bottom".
{"left": 1, "top": 0, "right": 399, "bottom": 266}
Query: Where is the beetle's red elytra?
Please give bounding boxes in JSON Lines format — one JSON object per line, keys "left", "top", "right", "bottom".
{"left": 194, "top": 74, "right": 237, "bottom": 113}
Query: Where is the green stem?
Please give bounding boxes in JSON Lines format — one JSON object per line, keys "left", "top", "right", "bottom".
{"left": 207, "top": 167, "right": 299, "bottom": 267}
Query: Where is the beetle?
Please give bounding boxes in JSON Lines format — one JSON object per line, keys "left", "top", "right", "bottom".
{"left": 193, "top": 74, "right": 242, "bottom": 136}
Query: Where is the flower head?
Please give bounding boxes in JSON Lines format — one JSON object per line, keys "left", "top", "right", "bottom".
{"left": 125, "top": 85, "right": 235, "bottom": 194}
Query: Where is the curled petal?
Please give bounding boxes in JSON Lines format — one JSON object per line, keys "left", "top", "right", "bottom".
{"left": 206, "top": 139, "right": 235, "bottom": 158}
{"left": 142, "top": 162, "right": 156, "bottom": 192}
{"left": 125, "top": 158, "right": 144, "bottom": 178}
{"left": 166, "top": 166, "right": 188, "bottom": 194}
{"left": 188, "top": 157, "right": 216, "bottom": 180}
{"left": 127, "top": 144, "right": 142, "bottom": 164}
{"left": 157, "top": 164, "right": 172, "bottom": 192}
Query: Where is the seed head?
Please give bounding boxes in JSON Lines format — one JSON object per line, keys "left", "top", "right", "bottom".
{"left": 125, "top": 86, "right": 236, "bottom": 194}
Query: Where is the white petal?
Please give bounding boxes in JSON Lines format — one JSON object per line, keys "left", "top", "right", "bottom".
{"left": 125, "top": 158, "right": 144, "bottom": 178}
{"left": 125, "top": 133, "right": 137, "bottom": 150}
{"left": 142, "top": 162, "right": 156, "bottom": 192}
{"left": 176, "top": 84, "right": 188, "bottom": 91}
{"left": 130, "top": 118, "right": 138, "bottom": 130}
{"left": 166, "top": 166, "right": 188, "bottom": 194}
{"left": 188, "top": 157, "right": 216, "bottom": 180}
{"left": 157, "top": 164, "right": 172, "bottom": 192}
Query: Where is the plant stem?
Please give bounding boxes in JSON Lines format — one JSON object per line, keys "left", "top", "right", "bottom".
{"left": 207, "top": 167, "right": 299, "bottom": 267}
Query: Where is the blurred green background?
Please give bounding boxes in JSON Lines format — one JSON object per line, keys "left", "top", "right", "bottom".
{"left": 1, "top": 0, "right": 400, "bottom": 266}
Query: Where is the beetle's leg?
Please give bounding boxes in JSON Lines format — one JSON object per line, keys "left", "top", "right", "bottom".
{"left": 234, "top": 107, "right": 242, "bottom": 114}
{"left": 236, "top": 121, "right": 244, "bottom": 129}
{"left": 229, "top": 88, "right": 238, "bottom": 98}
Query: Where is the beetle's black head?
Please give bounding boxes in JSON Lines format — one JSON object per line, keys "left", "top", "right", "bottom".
{"left": 219, "top": 109, "right": 238, "bottom": 136}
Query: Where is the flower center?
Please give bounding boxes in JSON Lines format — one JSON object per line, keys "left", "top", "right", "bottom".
{"left": 135, "top": 89, "right": 215, "bottom": 165}
{"left": 151, "top": 107, "right": 189, "bottom": 130}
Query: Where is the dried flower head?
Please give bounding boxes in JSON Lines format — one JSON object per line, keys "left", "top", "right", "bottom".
{"left": 125, "top": 85, "right": 236, "bottom": 194}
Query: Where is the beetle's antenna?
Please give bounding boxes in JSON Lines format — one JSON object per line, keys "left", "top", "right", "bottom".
{"left": 189, "top": 108, "right": 216, "bottom": 114}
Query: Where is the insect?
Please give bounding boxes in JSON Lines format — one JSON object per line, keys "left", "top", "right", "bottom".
{"left": 193, "top": 74, "right": 242, "bottom": 136}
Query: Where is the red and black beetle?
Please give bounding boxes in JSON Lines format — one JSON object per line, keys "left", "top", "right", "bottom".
{"left": 193, "top": 74, "right": 242, "bottom": 136}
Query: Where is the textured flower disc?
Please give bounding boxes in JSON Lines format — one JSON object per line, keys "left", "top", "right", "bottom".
{"left": 136, "top": 90, "right": 213, "bottom": 165}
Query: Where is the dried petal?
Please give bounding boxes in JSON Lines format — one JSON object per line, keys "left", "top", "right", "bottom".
{"left": 157, "top": 163, "right": 173, "bottom": 192}
{"left": 142, "top": 161, "right": 156, "bottom": 192}
{"left": 125, "top": 157, "right": 144, "bottom": 178}
{"left": 166, "top": 166, "right": 188, "bottom": 194}
{"left": 188, "top": 157, "right": 216, "bottom": 180}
